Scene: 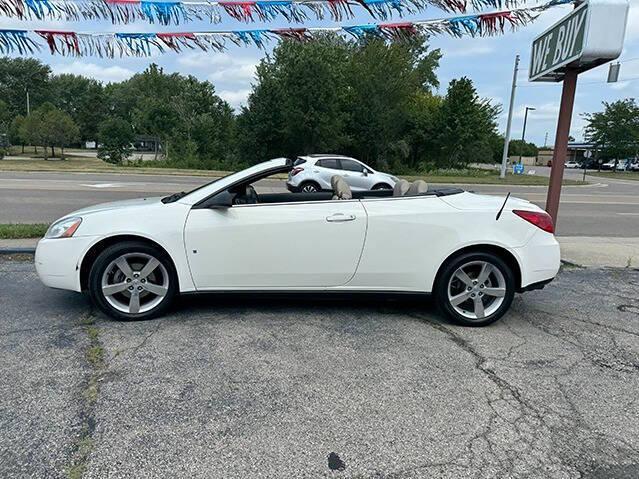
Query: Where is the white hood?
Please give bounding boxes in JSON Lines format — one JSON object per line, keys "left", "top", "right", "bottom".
{"left": 67, "top": 196, "right": 164, "bottom": 217}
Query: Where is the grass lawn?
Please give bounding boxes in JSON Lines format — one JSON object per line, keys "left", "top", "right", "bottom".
{"left": 588, "top": 171, "right": 639, "bottom": 181}
{"left": 0, "top": 154, "right": 585, "bottom": 185}
{"left": 0, "top": 223, "right": 49, "bottom": 239}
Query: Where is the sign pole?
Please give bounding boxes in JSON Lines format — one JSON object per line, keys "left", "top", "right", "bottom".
{"left": 545, "top": 68, "right": 578, "bottom": 226}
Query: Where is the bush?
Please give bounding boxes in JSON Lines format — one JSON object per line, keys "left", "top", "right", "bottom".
{"left": 97, "top": 118, "right": 135, "bottom": 165}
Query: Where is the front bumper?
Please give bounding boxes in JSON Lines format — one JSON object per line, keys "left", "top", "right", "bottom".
{"left": 35, "top": 236, "right": 99, "bottom": 292}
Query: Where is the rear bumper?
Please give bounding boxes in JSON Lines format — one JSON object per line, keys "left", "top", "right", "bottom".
{"left": 513, "top": 230, "right": 561, "bottom": 289}
{"left": 517, "top": 278, "right": 554, "bottom": 293}
{"left": 35, "top": 236, "right": 98, "bottom": 292}
{"left": 286, "top": 182, "right": 300, "bottom": 193}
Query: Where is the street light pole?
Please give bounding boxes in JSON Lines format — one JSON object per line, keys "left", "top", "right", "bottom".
{"left": 500, "top": 54, "right": 520, "bottom": 179}
{"left": 521, "top": 106, "right": 535, "bottom": 142}
{"left": 26, "top": 89, "right": 30, "bottom": 116}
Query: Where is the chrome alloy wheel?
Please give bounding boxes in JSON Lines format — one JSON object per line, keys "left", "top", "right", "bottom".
{"left": 301, "top": 184, "right": 318, "bottom": 193}
{"left": 447, "top": 260, "right": 506, "bottom": 320}
{"left": 100, "top": 253, "right": 169, "bottom": 314}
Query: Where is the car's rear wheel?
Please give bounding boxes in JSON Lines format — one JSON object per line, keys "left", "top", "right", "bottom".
{"left": 435, "top": 252, "right": 515, "bottom": 327}
{"left": 300, "top": 181, "right": 320, "bottom": 193}
{"left": 372, "top": 183, "right": 392, "bottom": 190}
{"left": 88, "top": 241, "right": 177, "bottom": 321}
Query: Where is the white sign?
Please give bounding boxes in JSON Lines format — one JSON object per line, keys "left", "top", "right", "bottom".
{"left": 529, "top": 0, "right": 629, "bottom": 82}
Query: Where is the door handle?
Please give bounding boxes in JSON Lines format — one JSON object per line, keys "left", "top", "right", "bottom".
{"left": 326, "top": 213, "right": 356, "bottom": 222}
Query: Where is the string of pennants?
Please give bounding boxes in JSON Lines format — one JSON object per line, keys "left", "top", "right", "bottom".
{"left": 0, "top": 0, "right": 569, "bottom": 25}
{"left": 0, "top": 0, "right": 573, "bottom": 57}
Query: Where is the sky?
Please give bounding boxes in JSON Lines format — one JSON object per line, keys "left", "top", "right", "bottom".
{"left": 1, "top": 0, "right": 638, "bottom": 147}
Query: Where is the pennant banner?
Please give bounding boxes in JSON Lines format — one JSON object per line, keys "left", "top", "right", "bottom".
{"left": 0, "top": 1, "right": 574, "bottom": 57}
{"left": 0, "top": 0, "right": 540, "bottom": 25}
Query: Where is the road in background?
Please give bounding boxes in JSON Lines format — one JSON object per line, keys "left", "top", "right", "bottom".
{"left": 0, "top": 170, "right": 637, "bottom": 237}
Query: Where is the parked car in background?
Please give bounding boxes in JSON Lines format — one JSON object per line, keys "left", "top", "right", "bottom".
{"left": 35, "top": 158, "right": 560, "bottom": 326}
{"left": 615, "top": 160, "right": 627, "bottom": 171}
{"left": 287, "top": 154, "right": 398, "bottom": 193}
{"left": 601, "top": 160, "right": 618, "bottom": 170}
{"left": 581, "top": 159, "right": 599, "bottom": 170}
{"left": 629, "top": 160, "right": 639, "bottom": 171}
{"left": 564, "top": 161, "right": 581, "bottom": 168}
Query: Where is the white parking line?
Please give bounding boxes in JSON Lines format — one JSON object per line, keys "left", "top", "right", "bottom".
{"left": 616, "top": 212, "right": 639, "bottom": 216}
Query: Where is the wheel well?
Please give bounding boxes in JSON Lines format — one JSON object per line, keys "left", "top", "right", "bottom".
{"left": 434, "top": 244, "right": 522, "bottom": 291}
{"left": 79, "top": 235, "right": 175, "bottom": 291}
{"left": 373, "top": 183, "right": 392, "bottom": 189}
{"left": 300, "top": 180, "right": 320, "bottom": 187}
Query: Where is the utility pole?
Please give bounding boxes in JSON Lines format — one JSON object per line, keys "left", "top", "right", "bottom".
{"left": 543, "top": 132, "right": 548, "bottom": 148}
{"left": 500, "top": 54, "right": 519, "bottom": 179}
{"left": 26, "top": 89, "right": 30, "bottom": 116}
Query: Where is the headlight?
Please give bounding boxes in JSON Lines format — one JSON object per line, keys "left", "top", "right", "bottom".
{"left": 390, "top": 176, "right": 398, "bottom": 182}
{"left": 45, "top": 217, "right": 82, "bottom": 239}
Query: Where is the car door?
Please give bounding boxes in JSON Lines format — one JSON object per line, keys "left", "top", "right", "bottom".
{"left": 339, "top": 159, "right": 372, "bottom": 191}
{"left": 184, "top": 199, "right": 367, "bottom": 289}
{"left": 314, "top": 158, "right": 342, "bottom": 189}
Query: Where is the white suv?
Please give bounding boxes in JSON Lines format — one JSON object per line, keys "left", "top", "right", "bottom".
{"left": 286, "top": 155, "right": 398, "bottom": 193}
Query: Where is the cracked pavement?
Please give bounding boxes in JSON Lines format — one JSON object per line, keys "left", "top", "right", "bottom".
{"left": 1, "top": 259, "right": 638, "bottom": 478}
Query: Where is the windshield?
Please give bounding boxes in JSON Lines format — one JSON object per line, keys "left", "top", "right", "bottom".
{"left": 161, "top": 174, "right": 231, "bottom": 203}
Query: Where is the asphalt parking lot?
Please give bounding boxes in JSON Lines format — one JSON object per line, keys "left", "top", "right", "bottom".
{"left": 1, "top": 258, "right": 638, "bottom": 478}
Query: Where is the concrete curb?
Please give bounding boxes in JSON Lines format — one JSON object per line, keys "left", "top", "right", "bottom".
{"left": 0, "top": 247, "right": 36, "bottom": 255}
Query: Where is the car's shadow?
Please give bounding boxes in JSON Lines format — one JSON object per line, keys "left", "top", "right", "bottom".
{"left": 171, "top": 291, "right": 447, "bottom": 324}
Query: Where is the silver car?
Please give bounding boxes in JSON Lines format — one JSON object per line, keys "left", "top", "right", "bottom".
{"left": 286, "top": 154, "right": 398, "bottom": 193}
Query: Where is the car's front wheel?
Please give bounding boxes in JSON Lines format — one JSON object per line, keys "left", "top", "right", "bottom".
{"left": 435, "top": 252, "right": 515, "bottom": 326}
{"left": 88, "top": 241, "right": 178, "bottom": 320}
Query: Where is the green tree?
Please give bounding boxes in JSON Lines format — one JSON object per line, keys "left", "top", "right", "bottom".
{"left": 49, "top": 74, "right": 106, "bottom": 144}
{"left": 0, "top": 58, "right": 51, "bottom": 117}
{"left": 23, "top": 103, "right": 80, "bottom": 159}
{"left": 404, "top": 91, "right": 442, "bottom": 171}
{"left": 239, "top": 35, "right": 351, "bottom": 161}
{"left": 8, "top": 115, "right": 28, "bottom": 153}
{"left": 583, "top": 99, "right": 639, "bottom": 164}
{"left": 0, "top": 100, "right": 7, "bottom": 159}
{"left": 509, "top": 139, "right": 538, "bottom": 157}
{"left": 344, "top": 36, "right": 441, "bottom": 168}
{"left": 238, "top": 34, "right": 441, "bottom": 168}
{"left": 434, "top": 77, "right": 501, "bottom": 168}
{"left": 106, "top": 64, "right": 235, "bottom": 167}
{"left": 97, "top": 118, "right": 135, "bottom": 165}
{"left": 0, "top": 99, "right": 9, "bottom": 131}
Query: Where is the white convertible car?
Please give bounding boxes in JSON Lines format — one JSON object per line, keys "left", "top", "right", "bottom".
{"left": 35, "top": 158, "right": 560, "bottom": 326}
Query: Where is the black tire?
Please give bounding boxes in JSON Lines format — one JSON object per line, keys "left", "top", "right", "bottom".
{"left": 372, "top": 183, "right": 392, "bottom": 190}
{"left": 300, "top": 181, "right": 321, "bottom": 193}
{"left": 434, "top": 251, "right": 515, "bottom": 327}
{"left": 88, "top": 241, "right": 178, "bottom": 321}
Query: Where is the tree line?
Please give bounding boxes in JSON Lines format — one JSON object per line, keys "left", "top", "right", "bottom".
{"left": 20, "top": 35, "right": 639, "bottom": 171}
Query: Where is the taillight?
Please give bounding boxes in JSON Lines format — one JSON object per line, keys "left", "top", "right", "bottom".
{"left": 291, "top": 167, "right": 304, "bottom": 176}
{"left": 513, "top": 210, "right": 554, "bottom": 234}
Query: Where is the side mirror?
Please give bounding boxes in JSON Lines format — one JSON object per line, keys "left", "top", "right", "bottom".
{"left": 362, "top": 170, "right": 368, "bottom": 176}
{"left": 208, "top": 190, "right": 236, "bottom": 209}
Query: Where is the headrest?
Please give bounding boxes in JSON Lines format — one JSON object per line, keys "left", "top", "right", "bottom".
{"left": 393, "top": 179, "right": 410, "bottom": 197}
{"left": 331, "top": 175, "right": 352, "bottom": 200}
{"left": 406, "top": 180, "right": 428, "bottom": 196}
